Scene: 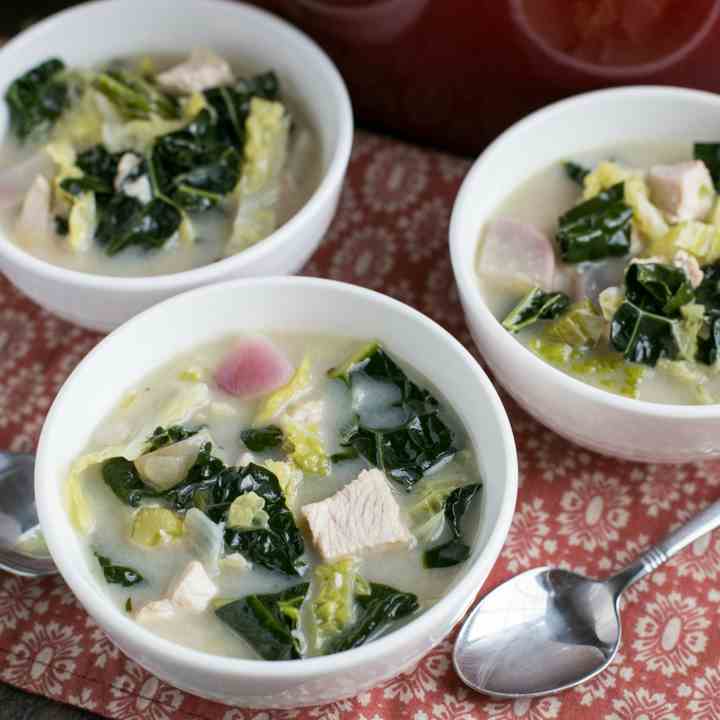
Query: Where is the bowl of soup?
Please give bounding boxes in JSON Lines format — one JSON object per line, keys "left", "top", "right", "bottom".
{"left": 0, "top": 0, "right": 352, "bottom": 331}
{"left": 35, "top": 276, "right": 517, "bottom": 708}
{"left": 450, "top": 86, "right": 720, "bottom": 463}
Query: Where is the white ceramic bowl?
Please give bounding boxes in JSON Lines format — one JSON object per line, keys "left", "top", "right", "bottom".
{"left": 0, "top": 0, "right": 352, "bottom": 332}
{"left": 35, "top": 277, "right": 518, "bottom": 708}
{"left": 450, "top": 86, "right": 720, "bottom": 464}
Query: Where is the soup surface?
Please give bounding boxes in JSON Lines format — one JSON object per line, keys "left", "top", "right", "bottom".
{"left": 478, "top": 141, "right": 720, "bottom": 405}
{"left": 0, "top": 51, "right": 321, "bottom": 276}
{"left": 66, "top": 335, "right": 482, "bottom": 660}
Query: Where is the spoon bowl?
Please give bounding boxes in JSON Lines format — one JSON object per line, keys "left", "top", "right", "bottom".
{"left": 454, "top": 499, "right": 720, "bottom": 698}
{"left": 454, "top": 567, "right": 621, "bottom": 697}
{"left": 0, "top": 451, "right": 55, "bottom": 577}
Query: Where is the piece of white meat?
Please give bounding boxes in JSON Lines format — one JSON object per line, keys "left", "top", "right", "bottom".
{"left": 156, "top": 49, "right": 234, "bottom": 96}
{"left": 167, "top": 560, "right": 217, "bottom": 612}
{"left": 673, "top": 250, "right": 704, "bottom": 288}
{"left": 135, "top": 599, "right": 175, "bottom": 623}
{"left": 647, "top": 161, "right": 714, "bottom": 222}
{"left": 302, "top": 468, "right": 412, "bottom": 561}
{"left": 478, "top": 217, "right": 555, "bottom": 290}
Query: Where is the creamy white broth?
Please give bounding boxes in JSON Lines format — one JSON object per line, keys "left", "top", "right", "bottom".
{"left": 478, "top": 140, "right": 720, "bottom": 405}
{"left": 72, "top": 334, "right": 482, "bottom": 659}
{"left": 0, "top": 54, "right": 322, "bottom": 277}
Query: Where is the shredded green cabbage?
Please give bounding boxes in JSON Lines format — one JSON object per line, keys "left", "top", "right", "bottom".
{"left": 311, "top": 557, "right": 369, "bottom": 648}
{"left": 263, "top": 459, "right": 303, "bottom": 510}
{"left": 583, "top": 161, "right": 668, "bottom": 244}
{"left": 130, "top": 506, "right": 184, "bottom": 546}
{"left": 542, "top": 299, "right": 605, "bottom": 348}
{"left": 225, "top": 97, "right": 289, "bottom": 254}
{"left": 254, "top": 355, "right": 311, "bottom": 426}
{"left": 650, "top": 220, "right": 720, "bottom": 265}
{"left": 282, "top": 416, "right": 330, "bottom": 477}
{"left": 227, "top": 491, "right": 270, "bottom": 530}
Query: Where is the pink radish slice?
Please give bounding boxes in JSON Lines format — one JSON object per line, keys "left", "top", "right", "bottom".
{"left": 214, "top": 337, "right": 294, "bottom": 398}
{"left": 478, "top": 217, "right": 555, "bottom": 290}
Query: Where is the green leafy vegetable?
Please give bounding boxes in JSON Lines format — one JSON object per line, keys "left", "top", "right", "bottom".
{"left": 240, "top": 425, "right": 283, "bottom": 452}
{"left": 102, "top": 457, "right": 156, "bottom": 507}
{"left": 330, "top": 448, "right": 360, "bottom": 463}
{"left": 94, "top": 194, "right": 181, "bottom": 256}
{"left": 695, "top": 263, "right": 720, "bottom": 364}
{"left": 310, "top": 558, "right": 369, "bottom": 649}
{"left": 556, "top": 183, "right": 633, "bottom": 263}
{"left": 145, "top": 425, "right": 198, "bottom": 453}
{"left": 326, "top": 583, "right": 418, "bottom": 654}
{"left": 55, "top": 215, "right": 69, "bottom": 236}
{"left": 694, "top": 143, "right": 720, "bottom": 190}
{"left": 502, "top": 287, "right": 570, "bottom": 333}
{"left": 564, "top": 161, "right": 590, "bottom": 185}
{"left": 148, "top": 108, "right": 242, "bottom": 212}
{"left": 542, "top": 299, "right": 604, "bottom": 348}
{"left": 95, "top": 552, "right": 144, "bottom": 587}
{"left": 215, "top": 583, "right": 309, "bottom": 660}
{"left": 164, "top": 445, "right": 305, "bottom": 576}
{"left": 94, "top": 69, "right": 178, "bottom": 121}
{"left": 424, "top": 483, "right": 481, "bottom": 569}
{"left": 610, "top": 301, "right": 679, "bottom": 366}
{"left": 6, "top": 58, "right": 68, "bottom": 141}
{"left": 610, "top": 262, "right": 696, "bottom": 367}
{"left": 624, "top": 262, "right": 694, "bottom": 317}
{"left": 327, "top": 341, "right": 379, "bottom": 385}
{"left": 125, "top": 597, "right": 133, "bottom": 612}
{"left": 334, "top": 345, "right": 456, "bottom": 491}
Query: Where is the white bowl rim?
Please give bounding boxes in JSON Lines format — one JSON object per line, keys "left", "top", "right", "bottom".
{"left": 36, "top": 276, "right": 518, "bottom": 679}
{"left": 450, "top": 84, "right": 720, "bottom": 420}
{"left": 0, "top": 0, "right": 353, "bottom": 291}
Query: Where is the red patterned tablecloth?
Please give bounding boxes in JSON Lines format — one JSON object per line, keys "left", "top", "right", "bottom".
{"left": 1, "top": 130, "right": 719, "bottom": 720}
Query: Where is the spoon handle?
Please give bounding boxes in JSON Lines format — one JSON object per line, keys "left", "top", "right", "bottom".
{"left": 609, "top": 499, "right": 720, "bottom": 595}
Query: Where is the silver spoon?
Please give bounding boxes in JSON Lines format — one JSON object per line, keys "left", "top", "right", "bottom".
{"left": 0, "top": 451, "right": 56, "bottom": 577}
{"left": 454, "top": 498, "right": 720, "bottom": 698}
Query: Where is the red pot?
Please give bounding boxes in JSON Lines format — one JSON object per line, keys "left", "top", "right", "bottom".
{"left": 252, "top": 0, "right": 720, "bottom": 154}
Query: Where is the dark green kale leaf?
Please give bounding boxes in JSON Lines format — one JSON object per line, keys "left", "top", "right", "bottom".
{"left": 610, "top": 301, "right": 680, "bottom": 366}
{"left": 148, "top": 108, "right": 242, "bottom": 212}
{"left": 694, "top": 143, "right": 720, "bottom": 190}
{"left": 101, "top": 457, "right": 157, "bottom": 507}
{"left": 624, "top": 262, "right": 694, "bottom": 317}
{"left": 94, "top": 69, "right": 178, "bottom": 120}
{"left": 164, "top": 447, "right": 304, "bottom": 576}
{"left": 145, "top": 425, "right": 198, "bottom": 453}
{"left": 203, "top": 70, "right": 280, "bottom": 148}
{"left": 5, "top": 58, "right": 68, "bottom": 141}
{"left": 95, "top": 552, "right": 144, "bottom": 587}
{"left": 610, "top": 262, "right": 695, "bottom": 367}
{"left": 556, "top": 183, "right": 633, "bottom": 263}
{"left": 695, "top": 263, "right": 720, "bottom": 364}
{"left": 54, "top": 215, "right": 69, "bottom": 236}
{"left": 222, "top": 463, "right": 305, "bottom": 576}
{"left": 501, "top": 287, "right": 570, "bottom": 333}
{"left": 563, "top": 161, "right": 589, "bottom": 185}
{"left": 330, "top": 448, "right": 360, "bottom": 463}
{"left": 326, "top": 583, "right": 419, "bottom": 654}
{"left": 60, "top": 145, "right": 123, "bottom": 200}
{"left": 240, "top": 425, "right": 284, "bottom": 452}
{"left": 95, "top": 194, "right": 181, "bottom": 256}
{"left": 215, "top": 583, "right": 309, "bottom": 660}
{"left": 424, "top": 483, "right": 482, "bottom": 569}
{"left": 334, "top": 346, "right": 456, "bottom": 491}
